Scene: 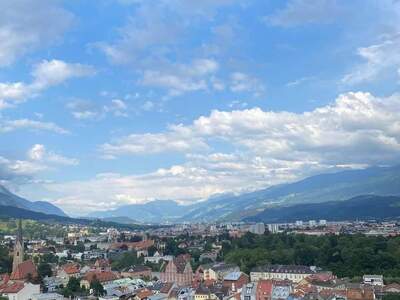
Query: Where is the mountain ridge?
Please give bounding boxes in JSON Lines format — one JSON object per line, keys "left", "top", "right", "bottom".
{"left": 88, "top": 165, "right": 400, "bottom": 223}
{"left": 0, "top": 185, "right": 67, "bottom": 217}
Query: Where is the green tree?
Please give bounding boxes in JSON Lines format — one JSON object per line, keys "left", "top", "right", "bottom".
{"left": 38, "top": 263, "right": 52, "bottom": 278}
{"left": 90, "top": 279, "right": 105, "bottom": 296}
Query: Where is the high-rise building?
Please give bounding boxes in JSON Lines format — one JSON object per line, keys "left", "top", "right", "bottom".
{"left": 12, "top": 219, "right": 24, "bottom": 273}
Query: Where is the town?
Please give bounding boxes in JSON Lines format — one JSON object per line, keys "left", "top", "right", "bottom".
{"left": 1, "top": 219, "right": 400, "bottom": 300}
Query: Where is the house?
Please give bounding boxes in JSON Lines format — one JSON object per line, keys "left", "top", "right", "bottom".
{"left": 81, "top": 271, "right": 119, "bottom": 289}
{"left": 160, "top": 255, "right": 193, "bottom": 287}
{"left": 145, "top": 252, "right": 173, "bottom": 264}
{"left": 223, "top": 272, "right": 249, "bottom": 292}
{"left": 204, "top": 263, "right": 240, "bottom": 281}
{"left": 384, "top": 283, "right": 400, "bottom": 294}
{"left": 271, "top": 282, "right": 292, "bottom": 300}
{"left": 57, "top": 263, "right": 80, "bottom": 284}
{"left": 134, "top": 288, "right": 154, "bottom": 300}
{"left": 10, "top": 260, "right": 38, "bottom": 282}
{"left": 121, "top": 265, "right": 152, "bottom": 279}
{"left": 241, "top": 283, "right": 257, "bottom": 300}
{"left": 31, "top": 293, "right": 64, "bottom": 300}
{"left": 94, "top": 259, "right": 111, "bottom": 271}
{"left": 346, "top": 284, "right": 375, "bottom": 300}
{"left": 194, "top": 285, "right": 218, "bottom": 300}
{"left": 363, "top": 275, "right": 383, "bottom": 286}
{"left": 250, "top": 265, "right": 317, "bottom": 283}
{"left": 256, "top": 280, "right": 273, "bottom": 300}
{"left": 0, "top": 282, "right": 40, "bottom": 300}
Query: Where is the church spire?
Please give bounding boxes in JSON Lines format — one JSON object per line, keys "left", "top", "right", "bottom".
{"left": 12, "top": 219, "right": 24, "bottom": 273}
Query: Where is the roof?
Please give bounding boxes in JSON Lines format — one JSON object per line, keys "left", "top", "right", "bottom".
{"left": 223, "top": 272, "right": 243, "bottom": 281}
{"left": 1, "top": 282, "right": 25, "bottom": 293}
{"left": 210, "top": 263, "right": 238, "bottom": 272}
{"left": 136, "top": 288, "right": 154, "bottom": 299}
{"left": 173, "top": 255, "right": 191, "bottom": 273}
{"left": 84, "top": 271, "right": 118, "bottom": 283}
{"left": 10, "top": 260, "right": 38, "bottom": 280}
{"left": 257, "top": 280, "right": 273, "bottom": 296}
{"left": 251, "top": 264, "right": 316, "bottom": 274}
{"left": 124, "top": 265, "right": 151, "bottom": 273}
{"left": 160, "top": 282, "right": 174, "bottom": 294}
{"left": 63, "top": 263, "right": 80, "bottom": 274}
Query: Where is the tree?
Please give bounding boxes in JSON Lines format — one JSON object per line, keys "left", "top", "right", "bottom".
{"left": 67, "top": 277, "right": 81, "bottom": 292}
{"left": 90, "top": 279, "right": 105, "bottom": 296}
{"left": 38, "top": 263, "right": 52, "bottom": 278}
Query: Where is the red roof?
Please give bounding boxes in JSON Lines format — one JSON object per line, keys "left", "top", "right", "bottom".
{"left": 63, "top": 264, "right": 80, "bottom": 274}
{"left": 136, "top": 288, "right": 153, "bottom": 299}
{"left": 1, "top": 282, "right": 25, "bottom": 293}
{"left": 10, "top": 260, "right": 38, "bottom": 281}
{"left": 84, "top": 271, "right": 118, "bottom": 283}
{"left": 257, "top": 279, "right": 273, "bottom": 298}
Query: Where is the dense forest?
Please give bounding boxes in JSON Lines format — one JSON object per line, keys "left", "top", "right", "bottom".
{"left": 221, "top": 232, "right": 400, "bottom": 280}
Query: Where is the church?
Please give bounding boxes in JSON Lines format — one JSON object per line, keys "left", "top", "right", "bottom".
{"left": 0, "top": 220, "right": 40, "bottom": 300}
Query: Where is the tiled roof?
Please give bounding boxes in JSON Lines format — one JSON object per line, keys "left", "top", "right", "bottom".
{"left": 10, "top": 260, "right": 38, "bottom": 280}
{"left": 251, "top": 264, "right": 315, "bottom": 274}
{"left": 63, "top": 263, "right": 80, "bottom": 274}
{"left": 84, "top": 271, "right": 118, "bottom": 283}
{"left": 1, "top": 282, "right": 25, "bottom": 293}
{"left": 136, "top": 288, "right": 154, "bottom": 299}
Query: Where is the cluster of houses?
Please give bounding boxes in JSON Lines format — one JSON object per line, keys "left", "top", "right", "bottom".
{"left": 1, "top": 222, "right": 400, "bottom": 300}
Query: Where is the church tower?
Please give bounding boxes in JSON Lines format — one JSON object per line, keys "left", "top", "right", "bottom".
{"left": 12, "top": 219, "right": 24, "bottom": 273}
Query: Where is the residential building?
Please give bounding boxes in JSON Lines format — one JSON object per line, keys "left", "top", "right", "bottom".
{"left": 363, "top": 275, "right": 383, "bottom": 286}
{"left": 241, "top": 283, "right": 257, "bottom": 300}
{"left": 1, "top": 282, "right": 40, "bottom": 300}
{"left": 250, "top": 265, "right": 317, "bottom": 283}
{"left": 223, "top": 272, "right": 249, "bottom": 292}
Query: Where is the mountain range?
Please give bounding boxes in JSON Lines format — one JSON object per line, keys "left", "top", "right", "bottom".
{"left": 89, "top": 165, "right": 400, "bottom": 223}
{"left": 245, "top": 195, "right": 400, "bottom": 223}
{"left": 0, "top": 185, "right": 67, "bottom": 217}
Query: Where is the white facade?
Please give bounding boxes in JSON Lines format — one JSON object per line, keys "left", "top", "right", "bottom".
{"left": 249, "top": 223, "right": 265, "bottom": 235}
{"left": 3, "top": 283, "right": 40, "bottom": 300}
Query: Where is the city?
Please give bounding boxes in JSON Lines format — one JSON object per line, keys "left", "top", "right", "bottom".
{"left": 1, "top": 1, "right": 400, "bottom": 300}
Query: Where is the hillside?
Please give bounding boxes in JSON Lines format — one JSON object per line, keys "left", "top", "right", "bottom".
{"left": 88, "top": 165, "right": 400, "bottom": 223}
{"left": 245, "top": 195, "right": 400, "bottom": 223}
{"left": 0, "top": 185, "right": 67, "bottom": 217}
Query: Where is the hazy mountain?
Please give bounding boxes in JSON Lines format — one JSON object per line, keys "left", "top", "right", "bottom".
{"left": 245, "top": 195, "right": 400, "bottom": 223}
{"left": 0, "top": 185, "right": 67, "bottom": 217}
{"left": 89, "top": 165, "right": 400, "bottom": 223}
{"left": 180, "top": 165, "right": 400, "bottom": 221}
{"left": 88, "top": 200, "right": 189, "bottom": 223}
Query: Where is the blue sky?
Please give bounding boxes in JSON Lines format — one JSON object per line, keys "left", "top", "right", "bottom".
{"left": 1, "top": 0, "right": 400, "bottom": 215}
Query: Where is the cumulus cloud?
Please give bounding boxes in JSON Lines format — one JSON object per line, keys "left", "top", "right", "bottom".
{"left": 0, "top": 59, "right": 95, "bottom": 109}
{"left": 0, "top": 0, "right": 73, "bottom": 66}
{"left": 55, "top": 91, "right": 399, "bottom": 214}
{"left": 28, "top": 144, "right": 79, "bottom": 166}
{"left": 0, "top": 119, "right": 69, "bottom": 134}
{"left": 0, "top": 144, "right": 78, "bottom": 187}
{"left": 342, "top": 34, "right": 400, "bottom": 85}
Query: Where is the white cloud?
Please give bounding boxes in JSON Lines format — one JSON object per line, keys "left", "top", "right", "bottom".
{"left": 35, "top": 91, "right": 400, "bottom": 214}
{"left": 28, "top": 144, "right": 78, "bottom": 166}
{"left": 229, "top": 72, "right": 265, "bottom": 96}
{"left": 140, "top": 59, "right": 219, "bottom": 96}
{"left": 0, "top": 59, "right": 94, "bottom": 109}
{"left": 67, "top": 98, "right": 129, "bottom": 120}
{"left": 0, "top": 0, "right": 73, "bottom": 66}
{"left": 0, "top": 119, "right": 69, "bottom": 134}
{"left": 342, "top": 34, "right": 400, "bottom": 85}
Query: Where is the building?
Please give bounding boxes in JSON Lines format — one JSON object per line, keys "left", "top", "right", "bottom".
{"left": 363, "top": 275, "right": 383, "bottom": 286}
{"left": 223, "top": 272, "right": 249, "bottom": 292}
{"left": 32, "top": 293, "right": 64, "bottom": 300}
{"left": 203, "top": 263, "right": 240, "bottom": 281}
{"left": 57, "top": 263, "right": 80, "bottom": 285}
{"left": 144, "top": 252, "right": 173, "bottom": 264}
{"left": 121, "top": 265, "right": 152, "bottom": 279}
{"left": 250, "top": 265, "right": 317, "bottom": 283}
{"left": 12, "top": 220, "right": 24, "bottom": 273}
{"left": 267, "top": 224, "right": 279, "bottom": 234}
{"left": 249, "top": 224, "right": 265, "bottom": 235}
{"left": 81, "top": 271, "right": 119, "bottom": 289}
{"left": 10, "top": 260, "right": 38, "bottom": 282}
{"left": 160, "top": 255, "right": 193, "bottom": 287}
{"left": 241, "top": 283, "right": 257, "bottom": 300}
{"left": 1, "top": 282, "right": 40, "bottom": 300}
{"left": 256, "top": 280, "right": 273, "bottom": 300}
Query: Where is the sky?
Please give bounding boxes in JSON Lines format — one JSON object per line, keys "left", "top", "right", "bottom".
{"left": 0, "top": 0, "right": 400, "bottom": 216}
